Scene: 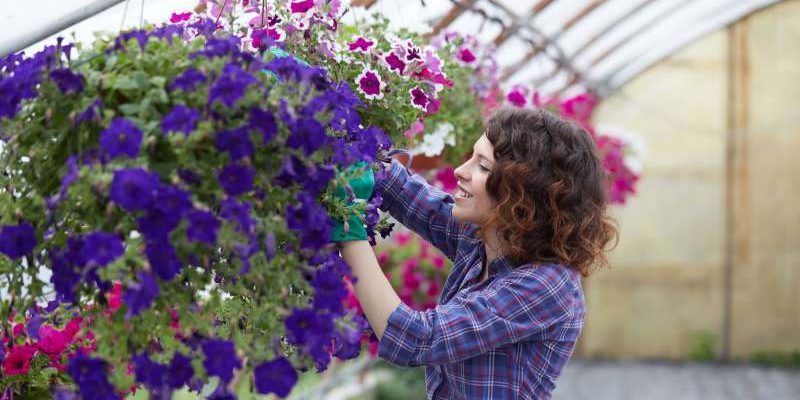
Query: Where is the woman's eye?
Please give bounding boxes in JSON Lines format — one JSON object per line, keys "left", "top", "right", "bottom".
{"left": 479, "top": 165, "right": 490, "bottom": 172}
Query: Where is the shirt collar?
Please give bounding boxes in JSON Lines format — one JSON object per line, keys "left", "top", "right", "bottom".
{"left": 478, "top": 246, "right": 520, "bottom": 277}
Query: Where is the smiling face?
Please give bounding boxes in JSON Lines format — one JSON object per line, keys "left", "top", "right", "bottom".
{"left": 452, "top": 134, "right": 497, "bottom": 226}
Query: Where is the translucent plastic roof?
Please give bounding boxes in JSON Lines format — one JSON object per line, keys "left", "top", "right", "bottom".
{"left": 0, "top": 0, "right": 785, "bottom": 97}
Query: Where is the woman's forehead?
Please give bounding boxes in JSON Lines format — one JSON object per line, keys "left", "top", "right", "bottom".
{"left": 474, "top": 135, "right": 494, "bottom": 160}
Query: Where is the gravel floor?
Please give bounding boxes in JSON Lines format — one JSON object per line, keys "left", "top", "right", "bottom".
{"left": 553, "top": 360, "right": 800, "bottom": 400}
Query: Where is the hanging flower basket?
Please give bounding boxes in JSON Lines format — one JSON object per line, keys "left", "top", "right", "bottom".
{"left": 0, "top": 18, "right": 399, "bottom": 398}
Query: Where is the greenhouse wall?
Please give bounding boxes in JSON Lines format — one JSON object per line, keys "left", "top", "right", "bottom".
{"left": 583, "top": 0, "right": 800, "bottom": 360}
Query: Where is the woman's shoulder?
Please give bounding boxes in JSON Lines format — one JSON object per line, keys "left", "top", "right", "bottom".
{"left": 502, "top": 263, "right": 584, "bottom": 300}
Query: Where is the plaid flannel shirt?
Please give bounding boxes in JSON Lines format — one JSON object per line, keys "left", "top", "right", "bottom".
{"left": 375, "top": 159, "right": 586, "bottom": 400}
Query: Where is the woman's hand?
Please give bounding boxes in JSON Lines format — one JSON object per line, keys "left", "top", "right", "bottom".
{"left": 330, "top": 162, "right": 374, "bottom": 242}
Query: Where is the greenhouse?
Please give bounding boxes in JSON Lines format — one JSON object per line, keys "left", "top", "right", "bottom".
{"left": 1, "top": 0, "right": 798, "bottom": 399}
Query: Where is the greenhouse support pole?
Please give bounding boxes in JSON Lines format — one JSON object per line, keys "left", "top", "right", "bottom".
{"left": 0, "top": 0, "right": 127, "bottom": 57}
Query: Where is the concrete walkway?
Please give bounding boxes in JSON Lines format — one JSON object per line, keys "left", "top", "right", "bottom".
{"left": 553, "top": 360, "right": 800, "bottom": 400}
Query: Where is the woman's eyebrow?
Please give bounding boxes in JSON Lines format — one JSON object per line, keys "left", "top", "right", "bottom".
{"left": 474, "top": 151, "right": 493, "bottom": 162}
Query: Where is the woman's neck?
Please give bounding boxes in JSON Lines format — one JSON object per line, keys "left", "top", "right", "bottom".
{"left": 483, "top": 226, "right": 503, "bottom": 267}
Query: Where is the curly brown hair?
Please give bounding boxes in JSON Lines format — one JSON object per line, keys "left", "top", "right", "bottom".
{"left": 479, "top": 107, "right": 618, "bottom": 277}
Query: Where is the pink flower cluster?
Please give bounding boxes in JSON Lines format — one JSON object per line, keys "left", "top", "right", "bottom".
{"left": 1, "top": 314, "right": 87, "bottom": 376}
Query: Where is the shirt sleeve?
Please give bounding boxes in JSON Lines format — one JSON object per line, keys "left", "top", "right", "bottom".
{"left": 377, "top": 266, "right": 578, "bottom": 367}
{"left": 375, "top": 159, "right": 476, "bottom": 261}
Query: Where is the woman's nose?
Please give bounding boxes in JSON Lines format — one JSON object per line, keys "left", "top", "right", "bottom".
{"left": 454, "top": 163, "right": 469, "bottom": 181}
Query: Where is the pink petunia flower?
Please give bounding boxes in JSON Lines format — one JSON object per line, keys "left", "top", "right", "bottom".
{"left": 2, "top": 344, "right": 37, "bottom": 375}
{"left": 38, "top": 324, "right": 72, "bottom": 355}
{"left": 409, "top": 87, "right": 429, "bottom": 111}
{"left": 426, "top": 97, "right": 441, "bottom": 115}
{"left": 290, "top": 0, "right": 315, "bottom": 13}
{"left": 13, "top": 323, "right": 24, "bottom": 338}
{"left": 435, "top": 167, "right": 457, "bottom": 192}
{"left": 356, "top": 68, "right": 384, "bottom": 100}
{"left": 432, "top": 255, "right": 446, "bottom": 270}
{"left": 348, "top": 37, "right": 375, "bottom": 53}
{"left": 560, "top": 93, "right": 597, "bottom": 123}
{"left": 384, "top": 52, "right": 406, "bottom": 75}
{"left": 403, "top": 119, "right": 425, "bottom": 139}
{"left": 107, "top": 281, "right": 123, "bottom": 314}
{"left": 507, "top": 89, "right": 527, "bottom": 108}
{"left": 423, "top": 50, "right": 443, "bottom": 74}
{"left": 456, "top": 46, "right": 477, "bottom": 64}
{"left": 170, "top": 12, "right": 193, "bottom": 23}
{"left": 394, "top": 231, "right": 412, "bottom": 246}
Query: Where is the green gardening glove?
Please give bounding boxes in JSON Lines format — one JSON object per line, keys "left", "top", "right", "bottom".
{"left": 330, "top": 162, "right": 375, "bottom": 242}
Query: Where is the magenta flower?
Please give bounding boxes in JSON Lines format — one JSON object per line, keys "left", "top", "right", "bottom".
{"left": 348, "top": 37, "right": 375, "bottom": 53}
{"left": 38, "top": 324, "right": 75, "bottom": 355}
{"left": 170, "top": 12, "right": 192, "bottom": 23}
{"left": 409, "top": 87, "right": 429, "bottom": 111}
{"left": 506, "top": 90, "right": 527, "bottom": 108}
{"left": 2, "top": 344, "right": 37, "bottom": 375}
{"left": 560, "top": 93, "right": 597, "bottom": 122}
{"left": 384, "top": 52, "right": 405, "bottom": 75}
{"left": 356, "top": 68, "right": 384, "bottom": 100}
{"left": 457, "top": 47, "right": 477, "bottom": 64}
{"left": 290, "top": 0, "right": 315, "bottom": 14}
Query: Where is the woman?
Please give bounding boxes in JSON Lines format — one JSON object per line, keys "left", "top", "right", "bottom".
{"left": 333, "top": 107, "right": 618, "bottom": 399}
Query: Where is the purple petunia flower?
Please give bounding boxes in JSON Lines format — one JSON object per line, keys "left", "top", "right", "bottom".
{"left": 75, "top": 99, "right": 103, "bottom": 125}
{"left": 457, "top": 46, "right": 477, "bottom": 64}
{"left": 169, "top": 67, "right": 206, "bottom": 92}
{"left": 249, "top": 107, "right": 277, "bottom": 144}
{"left": 133, "top": 352, "right": 167, "bottom": 389}
{"left": 110, "top": 168, "right": 159, "bottom": 212}
{"left": 290, "top": 0, "right": 315, "bottom": 13}
{"left": 286, "top": 117, "right": 326, "bottom": 156}
{"left": 253, "top": 357, "right": 298, "bottom": 397}
{"left": 67, "top": 354, "right": 117, "bottom": 400}
{"left": 347, "top": 37, "right": 375, "bottom": 53}
{"left": 409, "top": 87, "right": 430, "bottom": 111}
{"left": 49, "top": 68, "right": 85, "bottom": 94}
{"left": 145, "top": 241, "right": 183, "bottom": 281}
{"left": 80, "top": 231, "right": 124, "bottom": 267}
{"left": 264, "top": 56, "right": 306, "bottom": 82}
{"left": 311, "top": 267, "right": 346, "bottom": 314}
{"left": 215, "top": 126, "right": 254, "bottom": 160}
{"left": 123, "top": 272, "right": 159, "bottom": 318}
{"left": 220, "top": 199, "right": 254, "bottom": 234}
{"left": 285, "top": 192, "right": 332, "bottom": 251}
{"left": 161, "top": 105, "right": 200, "bottom": 135}
{"left": 384, "top": 52, "right": 405, "bottom": 75}
{"left": 191, "top": 36, "right": 241, "bottom": 60}
{"left": 186, "top": 210, "right": 220, "bottom": 245}
{"left": 209, "top": 63, "right": 257, "bottom": 109}
{"left": 155, "top": 184, "right": 192, "bottom": 217}
{"left": 50, "top": 249, "right": 81, "bottom": 303}
{"left": 355, "top": 68, "right": 383, "bottom": 100}
{"left": 284, "top": 308, "right": 334, "bottom": 347}
{"left": 264, "top": 232, "right": 276, "bottom": 261}
{"left": 202, "top": 339, "right": 241, "bottom": 383}
{"left": 167, "top": 352, "right": 194, "bottom": 389}
{"left": 333, "top": 326, "right": 363, "bottom": 361}
{"left": 217, "top": 163, "right": 255, "bottom": 197}
{"left": 114, "top": 29, "right": 149, "bottom": 52}
{"left": 100, "top": 117, "right": 143, "bottom": 159}
{"left": 138, "top": 208, "right": 181, "bottom": 241}
{"left": 0, "top": 222, "right": 36, "bottom": 259}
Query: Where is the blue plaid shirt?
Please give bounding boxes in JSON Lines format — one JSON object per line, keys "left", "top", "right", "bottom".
{"left": 375, "top": 160, "right": 586, "bottom": 400}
